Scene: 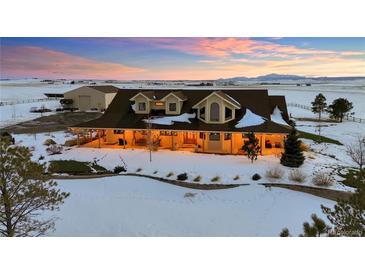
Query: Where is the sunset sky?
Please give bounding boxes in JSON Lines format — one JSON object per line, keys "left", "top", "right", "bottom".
{"left": 1, "top": 37, "right": 364, "bottom": 80}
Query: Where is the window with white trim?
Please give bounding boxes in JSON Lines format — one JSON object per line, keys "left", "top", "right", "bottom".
{"left": 138, "top": 102, "right": 146, "bottom": 111}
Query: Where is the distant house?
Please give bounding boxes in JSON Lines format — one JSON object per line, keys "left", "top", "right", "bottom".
{"left": 63, "top": 85, "right": 119, "bottom": 111}
{"left": 71, "top": 88, "right": 291, "bottom": 155}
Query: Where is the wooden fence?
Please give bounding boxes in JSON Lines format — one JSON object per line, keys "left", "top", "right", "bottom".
{"left": 0, "top": 97, "right": 59, "bottom": 106}
{"left": 287, "top": 102, "right": 364, "bottom": 123}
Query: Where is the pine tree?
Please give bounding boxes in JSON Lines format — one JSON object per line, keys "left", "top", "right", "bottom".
{"left": 321, "top": 184, "right": 365, "bottom": 236}
{"left": 0, "top": 140, "right": 69, "bottom": 237}
{"left": 280, "top": 127, "right": 305, "bottom": 168}
{"left": 311, "top": 93, "right": 327, "bottom": 120}
{"left": 242, "top": 132, "right": 260, "bottom": 163}
{"left": 327, "top": 98, "right": 353, "bottom": 122}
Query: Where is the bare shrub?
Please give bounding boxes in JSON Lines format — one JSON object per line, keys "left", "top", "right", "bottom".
{"left": 288, "top": 169, "right": 306, "bottom": 183}
{"left": 346, "top": 135, "right": 365, "bottom": 172}
{"left": 46, "top": 144, "right": 63, "bottom": 155}
{"left": 184, "top": 192, "right": 196, "bottom": 198}
{"left": 300, "top": 142, "right": 310, "bottom": 152}
{"left": 43, "top": 139, "right": 56, "bottom": 146}
{"left": 193, "top": 175, "right": 202, "bottom": 182}
{"left": 265, "top": 166, "right": 284, "bottom": 179}
{"left": 312, "top": 172, "right": 334, "bottom": 187}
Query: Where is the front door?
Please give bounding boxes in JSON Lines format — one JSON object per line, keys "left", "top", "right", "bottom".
{"left": 207, "top": 133, "right": 222, "bottom": 152}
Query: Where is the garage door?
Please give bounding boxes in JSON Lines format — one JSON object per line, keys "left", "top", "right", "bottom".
{"left": 79, "top": 95, "right": 91, "bottom": 111}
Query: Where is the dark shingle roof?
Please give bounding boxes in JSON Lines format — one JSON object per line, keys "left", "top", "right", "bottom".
{"left": 87, "top": 85, "right": 119, "bottom": 94}
{"left": 73, "top": 88, "right": 291, "bottom": 134}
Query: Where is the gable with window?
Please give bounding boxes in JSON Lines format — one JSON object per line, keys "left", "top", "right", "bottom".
{"left": 192, "top": 91, "right": 241, "bottom": 124}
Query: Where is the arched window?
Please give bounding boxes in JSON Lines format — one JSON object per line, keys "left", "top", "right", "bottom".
{"left": 210, "top": 102, "right": 220, "bottom": 121}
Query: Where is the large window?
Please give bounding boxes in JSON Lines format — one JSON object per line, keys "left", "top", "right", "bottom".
{"left": 169, "top": 102, "right": 177, "bottom": 112}
{"left": 225, "top": 107, "right": 232, "bottom": 120}
{"left": 210, "top": 102, "right": 220, "bottom": 121}
{"left": 138, "top": 102, "right": 146, "bottom": 111}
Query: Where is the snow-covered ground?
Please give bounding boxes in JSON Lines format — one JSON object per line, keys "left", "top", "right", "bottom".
{"left": 49, "top": 176, "right": 334, "bottom": 236}
{"left": 0, "top": 100, "right": 62, "bottom": 127}
{"left": 14, "top": 130, "right": 355, "bottom": 191}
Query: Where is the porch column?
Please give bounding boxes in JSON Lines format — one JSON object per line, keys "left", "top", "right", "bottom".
{"left": 98, "top": 130, "right": 101, "bottom": 148}
{"left": 230, "top": 133, "right": 233, "bottom": 154}
{"left": 77, "top": 130, "right": 80, "bottom": 147}
{"left": 202, "top": 132, "right": 205, "bottom": 152}
{"left": 171, "top": 133, "right": 174, "bottom": 150}
{"left": 123, "top": 130, "right": 126, "bottom": 149}
{"left": 132, "top": 131, "right": 136, "bottom": 147}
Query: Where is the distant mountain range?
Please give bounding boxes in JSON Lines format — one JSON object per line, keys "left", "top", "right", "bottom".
{"left": 217, "top": 73, "right": 365, "bottom": 82}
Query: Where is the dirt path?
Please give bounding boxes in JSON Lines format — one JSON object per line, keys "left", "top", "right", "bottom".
{"left": 1, "top": 112, "right": 102, "bottom": 134}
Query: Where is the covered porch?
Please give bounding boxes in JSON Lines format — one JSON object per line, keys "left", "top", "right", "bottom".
{"left": 70, "top": 128, "right": 286, "bottom": 156}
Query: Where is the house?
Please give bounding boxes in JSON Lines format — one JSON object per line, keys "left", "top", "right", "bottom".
{"left": 62, "top": 85, "right": 119, "bottom": 111}
{"left": 70, "top": 88, "right": 292, "bottom": 155}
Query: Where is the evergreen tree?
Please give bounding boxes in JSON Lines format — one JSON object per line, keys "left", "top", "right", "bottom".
{"left": 321, "top": 184, "right": 365, "bottom": 236}
{"left": 311, "top": 93, "right": 327, "bottom": 120}
{"left": 280, "top": 127, "right": 305, "bottom": 168}
{"left": 280, "top": 214, "right": 330, "bottom": 237}
{"left": 0, "top": 140, "right": 69, "bottom": 237}
{"left": 242, "top": 132, "right": 260, "bottom": 163}
{"left": 327, "top": 98, "right": 353, "bottom": 122}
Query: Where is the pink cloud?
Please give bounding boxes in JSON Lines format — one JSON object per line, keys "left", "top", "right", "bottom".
{"left": 0, "top": 46, "right": 144, "bottom": 79}
{"left": 143, "top": 37, "right": 364, "bottom": 60}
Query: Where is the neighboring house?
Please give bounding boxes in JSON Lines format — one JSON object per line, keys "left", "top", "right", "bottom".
{"left": 62, "top": 85, "right": 119, "bottom": 111}
{"left": 71, "top": 88, "right": 291, "bottom": 155}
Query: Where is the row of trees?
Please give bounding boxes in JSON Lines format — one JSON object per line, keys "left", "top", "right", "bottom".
{"left": 311, "top": 93, "right": 353, "bottom": 122}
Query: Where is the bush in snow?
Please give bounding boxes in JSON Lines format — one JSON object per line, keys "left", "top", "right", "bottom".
{"left": 166, "top": 172, "right": 174, "bottom": 178}
{"left": 281, "top": 127, "right": 305, "bottom": 168}
{"left": 193, "top": 175, "right": 202, "bottom": 182}
{"left": 280, "top": 228, "right": 290, "bottom": 237}
{"left": 177, "top": 173, "right": 188, "bottom": 181}
{"left": 312, "top": 172, "right": 333, "bottom": 187}
{"left": 136, "top": 168, "right": 142, "bottom": 172}
{"left": 113, "top": 165, "right": 126, "bottom": 174}
{"left": 43, "top": 138, "right": 56, "bottom": 146}
{"left": 38, "top": 155, "right": 45, "bottom": 161}
{"left": 288, "top": 169, "right": 306, "bottom": 183}
{"left": 265, "top": 166, "right": 284, "bottom": 179}
{"left": 252, "top": 173, "right": 261, "bottom": 181}
{"left": 46, "top": 144, "right": 63, "bottom": 155}
{"left": 153, "top": 170, "right": 158, "bottom": 174}
{"left": 233, "top": 175, "right": 240, "bottom": 181}
{"left": 211, "top": 176, "right": 220, "bottom": 182}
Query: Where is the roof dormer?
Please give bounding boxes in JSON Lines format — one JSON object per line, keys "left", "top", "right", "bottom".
{"left": 192, "top": 91, "right": 241, "bottom": 124}
{"left": 160, "top": 91, "right": 187, "bottom": 115}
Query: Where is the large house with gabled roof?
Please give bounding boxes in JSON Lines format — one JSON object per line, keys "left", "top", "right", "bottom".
{"left": 70, "top": 87, "right": 291, "bottom": 155}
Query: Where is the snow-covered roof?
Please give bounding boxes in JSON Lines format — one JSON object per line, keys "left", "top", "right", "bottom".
{"left": 235, "top": 109, "right": 266, "bottom": 128}
{"left": 271, "top": 106, "right": 290, "bottom": 126}
{"left": 143, "top": 113, "right": 196, "bottom": 125}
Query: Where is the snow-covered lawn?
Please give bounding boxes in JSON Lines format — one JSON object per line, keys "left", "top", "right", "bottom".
{"left": 49, "top": 176, "right": 335, "bottom": 236}
{"left": 14, "top": 131, "right": 355, "bottom": 191}
{"left": 0, "top": 100, "right": 62, "bottom": 127}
